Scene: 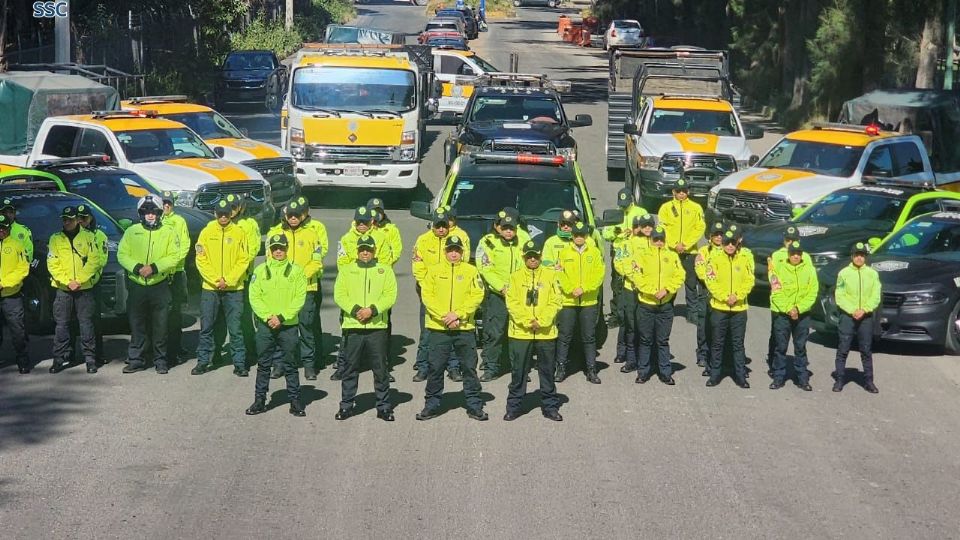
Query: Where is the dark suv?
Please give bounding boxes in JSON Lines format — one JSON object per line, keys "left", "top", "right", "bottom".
{"left": 443, "top": 74, "right": 592, "bottom": 170}
{"left": 214, "top": 50, "right": 287, "bottom": 111}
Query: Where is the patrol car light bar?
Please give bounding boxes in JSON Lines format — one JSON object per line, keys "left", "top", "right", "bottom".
{"left": 861, "top": 176, "right": 935, "bottom": 190}
{"left": 0, "top": 180, "right": 60, "bottom": 192}
{"left": 92, "top": 110, "right": 158, "bottom": 119}
{"left": 126, "top": 95, "right": 190, "bottom": 104}
{"left": 812, "top": 122, "right": 886, "bottom": 136}
{"left": 472, "top": 152, "right": 566, "bottom": 166}
{"left": 33, "top": 154, "right": 112, "bottom": 168}
{"left": 475, "top": 72, "right": 572, "bottom": 93}
{"left": 301, "top": 43, "right": 404, "bottom": 55}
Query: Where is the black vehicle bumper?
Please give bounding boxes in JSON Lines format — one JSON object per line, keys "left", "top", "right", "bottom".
{"left": 811, "top": 293, "right": 949, "bottom": 346}
{"left": 638, "top": 170, "right": 710, "bottom": 212}
{"left": 217, "top": 86, "right": 267, "bottom": 105}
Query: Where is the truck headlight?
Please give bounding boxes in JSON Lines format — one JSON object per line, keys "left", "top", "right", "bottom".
{"left": 399, "top": 148, "right": 417, "bottom": 161}
{"left": 707, "top": 190, "right": 717, "bottom": 209}
{"left": 902, "top": 292, "right": 949, "bottom": 306}
{"left": 397, "top": 131, "right": 417, "bottom": 162}
{"left": 172, "top": 190, "right": 198, "bottom": 208}
{"left": 639, "top": 155, "right": 661, "bottom": 170}
{"left": 811, "top": 252, "right": 839, "bottom": 267}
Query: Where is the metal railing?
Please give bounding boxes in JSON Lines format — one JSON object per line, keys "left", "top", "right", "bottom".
{"left": 8, "top": 62, "right": 145, "bottom": 98}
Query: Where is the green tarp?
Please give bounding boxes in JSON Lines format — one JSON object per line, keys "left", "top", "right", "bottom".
{"left": 0, "top": 71, "right": 118, "bottom": 155}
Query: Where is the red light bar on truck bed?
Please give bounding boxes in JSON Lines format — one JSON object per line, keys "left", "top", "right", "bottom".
{"left": 471, "top": 152, "right": 566, "bottom": 166}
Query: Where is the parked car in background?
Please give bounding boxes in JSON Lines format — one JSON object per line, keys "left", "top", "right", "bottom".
{"left": 425, "top": 37, "right": 470, "bottom": 51}
{"left": 435, "top": 7, "right": 479, "bottom": 39}
{"left": 213, "top": 50, "right": 287, "bottom": 111}
{"left": 603, "top": 19, "right": 647, "bottom": 51}
{"left": 421, "top": 18, "right": 466, "bottom": 40}
{"left": 513, "top": 0, "right": 560, "bottom": 8}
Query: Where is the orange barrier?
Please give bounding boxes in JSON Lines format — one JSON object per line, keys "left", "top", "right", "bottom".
{"left": 565, "top": 24, "right": 583, "bottom": 42}
{"left": 557, "top": 15, "right": 571, "bottom": 35}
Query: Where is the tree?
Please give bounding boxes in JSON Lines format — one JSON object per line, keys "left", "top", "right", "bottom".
{"left": 915, "top": 0, "right": 944, "bottom": 88}
{"left": 285, "top": 0, "right": 293, "bottom": 30}
{"left": 0, "top": 0, "right": 7, "bottom": 71}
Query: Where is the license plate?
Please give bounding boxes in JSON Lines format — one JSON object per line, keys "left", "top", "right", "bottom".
{"left": 344, "top": 166, "right": 362, "bottom": 177}
{"left": 444, "top": 97, "right": 468, "bottom": 109}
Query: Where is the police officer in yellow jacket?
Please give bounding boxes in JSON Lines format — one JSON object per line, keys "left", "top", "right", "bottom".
{"left": 77, "top": 204, "right": 109, "bottom": 364}
{"left": 704, "top": 230, "right": 754, "bottom": 388}
{"left": 833, "top": 242, "right": 881, "bottom": 393}
{"left": 227, "top": 194, "right": 260, "bottom": 362}
{"left": 504, "top": 240, "right": 564, "bottom": 421}
{"left": 657, "top": 178, "right": 705, "bottom": 324}
{"left": 295, "top": 197, "right": 330, "bottom": 375}
{"left": 411, "top": 208, "right": 456, "bottom": 381}
{"left": 118, "top": 195, "right": 180, "bottom": 374}
{"left": 245, "top": 234, "right": 308, "bottom": 417}
{"left": 769, "top": 241, "right": 818, "bottom": 391}
{"left": 266, "top": 201, "right": 325, "bottom": 380}
{"left": 626, "top": 226, "right": 684, "bottom": 385}
{"left": 192, "top": 199, "right": 253, "bottom": 376}
{"left": 613, "top": 213, "right": 655, "bottom": 373}
{"left": 333, "top": 235, "right": 398, "bottom": 422}
{"left": 416, "top": 236, "right": 488, "bottom": 421}
{"left": 765, "top": 226, "right": 813, "bottom": 374}
{"left": 477, "top": 210, "right": 524, "bottom": 381}
{"left": 601, "top": 188, "right": 647, "bottom": 329}
{"left": 542, "top": 209, "right": 583, "bottom": 268}
{"left": 48, "top": 206, "right": 103, "bottom": 374}
{"left": 367, "top": 198, "right": 402, "bottom": 267}
{"left": 555, "top": 221, "right": 605, "bottom": 383}
{"left": 158, "top": 192, "right": 192, "bottom": 363}
{"left": 0, "top": 215, "right": 30, "bottom": 373}
{"left": 694, "top": 222, "right": 725, "bottom": 373}
{"left": 0, "top": 197, "right": 34, "bottom": 263}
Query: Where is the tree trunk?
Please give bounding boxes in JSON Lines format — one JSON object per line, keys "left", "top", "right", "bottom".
{"left": 916, "top": 2, "right": 945, "bottom": 89}
{"left": 285, "top": 0, "right": 293, "bottom": 30}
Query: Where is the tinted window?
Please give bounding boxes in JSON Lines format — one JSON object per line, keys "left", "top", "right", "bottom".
{"left": 42, "top": 125, "right": 80, "bottom": 157}
{"left": 864, "top": 145, "right": 894, "bottom": 177}
{"left": 62, "top": 172, "right": 158, "bottom": 214}
{"left": 223, "top": 52, "right": 275, "bottom": 70}
{"left": 802, "top": 191, "right": 904, "bottom": 228}
{"left": 448, "top": 176, "right": 584, "bottom": 221}
{"left": 891, "top": 141, "right": 925, "bottom": 175}
{"left": 114, "top": 128, "right": 215, "bottom": 162}
{"left": 76, "top": 128, "right": 115, "bottom": 159}
{"left": 647, "top": 109, "right": 739, "bottom": 136}
{"left": 12, "top": 195, "right": 122, "bottom": 243}
{"left": 439, "top": 55, "right": 468, "bottom": 75}
{"left": 880, "top": 219, "right": 960, "bottom": 261}
{"left": 757, "top": 138, "right": 864, "bottom": 177}
{"left": 165, "top": 112, "right": 243, "bottom": 139}
{"left": 469, "top": 96, "right": 562, "bottom": 123}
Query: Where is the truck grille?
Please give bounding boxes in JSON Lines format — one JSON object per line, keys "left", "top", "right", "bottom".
{"left": 661, "top": 153, "right": 735, "bottom": 197}
{"left": 482, "top": 139, "right": 556, "bottom": 155}
{"left": 196, "top": 180, "right": 269, "bottom": 211}
{"left": 242, "top": 158, "right": 298, "bottom": 206}
{"left": 226, "top": 80, "right": 265, "bottom": 89}
{"left": 882, "top": 292, "right": 904, "bottom": 309}
{"left": 304, "top": 145, "right": 393, "bottom": 163}
{"left": 714, "top": 189, "right": 792, "bottom": 223}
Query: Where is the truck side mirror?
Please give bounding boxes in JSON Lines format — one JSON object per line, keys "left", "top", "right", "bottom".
{"left": 749, "top": 155, "right": 759, "bottom": 166}
{"left": 623, "top": 123, "right": 638, "bottom": 135}
{"left": 601, "top": 208, "right": 624, "bottom": 226}
{"left": 410, "top": 200, "right": 432, "bottom": 220}
{"left": 572, "top": 114, "right": 593, "bottom": 127}
{"left": 213, "top": 146, "right": 226, "bottom": 158}
{"left": 744, "top": 125, "right": 764, "bottom": 139}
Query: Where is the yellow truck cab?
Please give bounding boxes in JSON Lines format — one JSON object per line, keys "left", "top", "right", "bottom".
{"left": 708, "top": 123, "right": 936, "bottom": 225}
{"left": 432, "top": 48, "right": 499, "bottom": 115}
{"left": 121, "top": 96, "right": 299, "bottom": 210}
{"left": 23, "top": 111, "right": 275, "bottom": 228}
{"left": 281, "top": 43, "right": 436, "bottom": 190}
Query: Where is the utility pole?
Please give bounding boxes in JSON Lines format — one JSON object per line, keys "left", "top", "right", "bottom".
{"left": 55, "top": 0, "right": 70, "bottom": 64}
{"left": 946, "top": 0, "right": 957, "bottom": 90}
{"left": 285, "top": 0, "right": 293, "bottom": 31}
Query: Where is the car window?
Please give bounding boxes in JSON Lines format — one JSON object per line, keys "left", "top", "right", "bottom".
{"left": 13, "top": 196, "right": 122, "bottom": 243}
{"left": 614, "top": 20, "right": 642, "bottom": 29}
{"left": 863, "top": 145, "right": 894, "bottom": 177}
{"left": 906, "top": 198, "right": 942, "bottom": 221}
{"left": 64, "top": 173, "right": 157, "bottom": 211}
{"left": 114, "top": 128, "right": 215, "bottom": 162}
{"left": 803, "top": 191, "right": 904, "bottom": 228}
{"left": 647, "top": 109, "right": 739, "bottom": 136}
{"left": 165, "top": 112, "right": 244, "bottom": 139}
{"left": 469, "top": 96, "right": 561, "bottom": 123}
{"left": 76, "top": 128, "right": 116, "bottom": 160}
{"left": 757, "top": 139, "right": 864, "bottom": 177}
{"left": 890, "top": 141, "right": 926, "bottom": 176}
{"left": 881, "top": 219, "right": 960, "bottom": 260}
{"left": 42, "top": 125, "right": 80, "bottom": 157}
{"left": 439, "top": 55, "right": 468, "bottom": 75}
{"left": 448, "top": 176, "right": 584, "bottom": 222}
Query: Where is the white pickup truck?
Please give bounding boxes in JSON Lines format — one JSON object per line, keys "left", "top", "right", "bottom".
{"left": 708, "top": 123, "right": 936, "bottom": 225}
{"left": 0, "top": 111, "right": 276, "bottom": 229}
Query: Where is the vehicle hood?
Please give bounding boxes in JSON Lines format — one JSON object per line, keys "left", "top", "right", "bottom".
{"left": 219, "top": 69, "right": 272, "bottom": 82}
{"left": 460, "top": 121, "right": 570, "bottom": 146}
{"left": 206, "top": 138, "right": 290, "bottom": 161}
{"left": 819, "top": 255, "right": 960, "bottom": 292}
{"left": 712, "top": 167, "right": 851, "bottom": 204}
{"left": 302, "top": 117, "right": 405, "bottom": 146}
{"left": 743, "top": 221, "right": 889, "bottom": 258}
{"left": 637, "top": 133, "right": 751, "bottom": 159}
{"left": 128, "top": 159, "right": 263, "bottom": 191}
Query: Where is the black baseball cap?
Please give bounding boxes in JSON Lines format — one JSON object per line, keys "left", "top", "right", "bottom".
{"left": 445, "top": 235, "right": 464, "bottom": 251}
{"left": 709, "top": 222, "right": 725, "bottom": 237}
{"left": 161, "top": 191, "right": 175, "bottom": 205}
{"left": 268, "top": 234, "right": 288, "bottom": 249}
{"left": 498, "top": 214, "right": 517, "bottom": 229}
{"left": 673, "top": 178, "right": 689, "bottom": 192}
{"left": 284, "top": 202, "right": 301, "bottom": 217}
{"left": 633, "top": 214, "right": 655, "bottom": 228}
{"left": 77, "top": 204, "right": 91, "bottom": 217}
{"left": 522, "top": 239, "right": 541, "bottom": 256}
{"left": 432, "top": 208, "right": 449, "bottom": 226}
{"left": 60, "top": 206, "right": 79, "bottom": 219}
{"left": 0, "top": 198, "right": 13, "bottom": 211}
{"left": 788, "top": 241, "right": 803, "bottom": 255}
{"left": 214, "top": 199, "right": 232, "bottom": 216}
{"left": 783, "top": 226, "right": 800, "bottom": 241}
{"left": 616, "top": 188, "right": 632, "bottom": 208}
{"left": 651, "top": 226, "right": 667, "bottom": 242}
{"left": 367, "top": 197, "right": 384, "bottom": 211}
{"left": 559, "top": 209, "right": 578, "bottom": 224}
{"left": 354, "top": 206, "right": 373, "bottom": 223}
{"left": 851, "top": 242, "right": 870, "bottom": 255}
{"left": 571, "top": 221, "right": 589, "bottom": 235}
{"left": 357, "top": 235, "right": 376, "bottom": 250}
{"left": 722, "top": 231, "right": 738, "bottom": 245}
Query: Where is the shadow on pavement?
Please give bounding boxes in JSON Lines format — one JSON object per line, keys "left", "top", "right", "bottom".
{"left": 435, "top": 391, "right": 496, "bottom": 415}
{"left": 351, "top": 390, "right": 414, "bottom": 415}
{"left": 0, "top": 379, "right": 97, "bottom": 452}
{"left": 266, "top": 385, "right": 328, "bottom": 412}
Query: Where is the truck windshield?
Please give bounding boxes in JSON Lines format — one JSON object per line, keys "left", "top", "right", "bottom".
{"left": 291, "top": 67, "right": 417, "bottom": 113}
{"left": 469, "top": 96, "right": 561, "bottom": 123}
{"left": 878, "top": 218, "right": 960, "bottom": 261}
{"left": 647, "top": 109, "right": 740, "bottom": 136}
{"left": 223, "top": 52, "right": 275, "bottom": 70}
{"left": 114, "top": 128, "right": 217, "bottom": 163}
{"left": 758, "top": 138, "right": 864, "bottom": 177}
{"left": 164, "top": 112, "right": 244, "bottom": 139}
{"left": 800, "top": 191, "right": 904, "bottom": 229}
{"left": 448, "top": 176, "right": 585, "bottom": 222}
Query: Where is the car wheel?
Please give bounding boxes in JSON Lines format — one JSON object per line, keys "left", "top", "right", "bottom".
{"left": 513, "top": 0, "right": 521, "bottom": 6}
{"left": 945, "top": 300, "right": 960, "bottom": 355}
{"left": 547, "top": 0, "right": 558, "bottom": 7}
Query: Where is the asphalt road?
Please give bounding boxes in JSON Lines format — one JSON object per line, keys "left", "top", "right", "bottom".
{"left": 3, "top": 3, "right": 960, "bottom": 539}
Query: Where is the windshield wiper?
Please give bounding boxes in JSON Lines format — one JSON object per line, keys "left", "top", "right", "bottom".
{"left": 367, "top": 109, "right": 402, "bottom": 118}
{"left": 339, "top": 109, "right": 373, "bottom": 118}
{"left": 298, "top": 106, "right": 341, "bottom": 117}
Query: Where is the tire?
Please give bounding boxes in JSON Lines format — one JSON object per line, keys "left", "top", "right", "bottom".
{"left": 945, "top": 300, "right": 960, "bottom": 355}
{"left": 513, "top": 0, "right": 521, "bottom": 6}
{"left": 547, "top": 0, "right": 558, "bottom": 7}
